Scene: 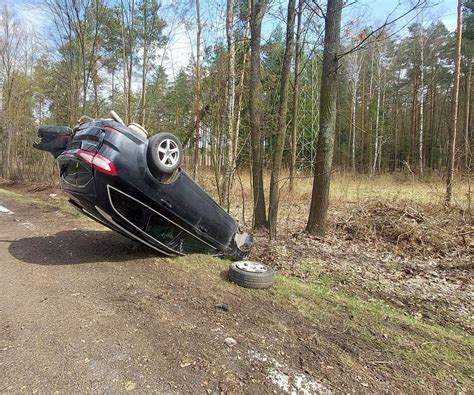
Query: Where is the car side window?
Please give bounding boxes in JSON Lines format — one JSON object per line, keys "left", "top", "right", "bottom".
{"left": 179, "top": 235, "right": 213, "bottom": 254}
{"left": 145, "top": 213, "right": 181, "bottom": 243}
{"left": 109, "top": 187, "right": 213, "bottom": 254}
{"left": 145, "top": 214, "right": 211, "bottom": 254}
{"left": 110, "top": 189, "right": 148, "bottom": 230}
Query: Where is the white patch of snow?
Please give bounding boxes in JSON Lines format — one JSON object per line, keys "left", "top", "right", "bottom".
{"left": 249, "top": 350, "right": 332, "bottom": 394}
{"left": 0, "top": 205, "right": 14, "bottom": 215}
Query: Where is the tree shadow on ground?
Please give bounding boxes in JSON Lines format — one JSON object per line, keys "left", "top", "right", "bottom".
{"left": 9, "top": 230, "right": 158, "bottom": 265}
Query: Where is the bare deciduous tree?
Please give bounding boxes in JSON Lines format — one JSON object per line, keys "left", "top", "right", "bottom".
{"left": 249, "top": 0, "right": 268, "bottom": 228}
{"left": 345, "top": 29, "right": 364, "bottom": 174}
{"left": 221, "top": 0, "right": 236, "bottom": 210}
{"left": 192, "top": 0, "right": 202, "bottom": 179}
{"left": 268, "top": 0, "right": 296, "bottom": 238}
{"left": 289, "top": 0, "right": 304, "bottom": 192}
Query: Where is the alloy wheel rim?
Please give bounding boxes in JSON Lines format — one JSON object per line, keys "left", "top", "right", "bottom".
{"left": 235, "top": 261, "right": 267, "bottom": 273}
{"left": 157, "top": 138, "right": 179, "bottom": 168}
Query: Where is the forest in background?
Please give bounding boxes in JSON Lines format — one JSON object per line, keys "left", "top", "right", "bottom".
{"left": 0, "top": 0, "right": 472, "bottom": 236}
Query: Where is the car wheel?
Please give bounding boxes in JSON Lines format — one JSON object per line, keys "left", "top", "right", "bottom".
{"left": 228, "top": 261, "right": 275, "bottom": 289}
{"left": 148, "top": 132, "right": 183, "bottom": 174}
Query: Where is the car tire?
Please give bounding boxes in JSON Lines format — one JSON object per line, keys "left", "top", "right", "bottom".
{"left": 228, "top": 261, "right": 275, "bottom": 289}
{"left": 148, "top": 132, "right": 183, "bottom": 174}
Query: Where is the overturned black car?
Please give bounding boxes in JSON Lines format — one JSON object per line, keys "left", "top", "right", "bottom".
{"left": 33, "top": 112, "right": 252, "bottom": 259}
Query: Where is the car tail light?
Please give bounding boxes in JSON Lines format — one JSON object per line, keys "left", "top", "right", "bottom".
{"left": 77, "top": 150, "right": 95, "bottom": 164}
{"left": 77, "top": 149, "right": 117, "bottom": 176}
{"left": 91, "top": 153, "right": 118, "bottom": 176}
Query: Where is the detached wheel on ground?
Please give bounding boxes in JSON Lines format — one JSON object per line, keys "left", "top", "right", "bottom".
{"left": 148, "top": 132, "right": 183, "bottom": 174}
{"left": 228, "top": 261, "right": 275, "bottom": 289}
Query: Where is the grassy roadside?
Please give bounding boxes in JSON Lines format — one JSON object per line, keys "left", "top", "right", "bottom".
{"left": 173, "top": 254, "right": 473, "bottom": 389}
{"left": 274, "top": 274, "right": 473, "bottom": 386}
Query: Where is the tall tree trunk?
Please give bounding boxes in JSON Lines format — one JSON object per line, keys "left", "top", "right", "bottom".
{"left": 233, "top": 0, "right": 251, "bottom": 164}
{"left": 446, "top": 0, "right": 462, "bottom": 205}
{"left": 92, "top": 72, "right": 99, "bottom": 118}
{"left": 140, "top": 0, "right": 148, "bottom": 126}
{"left": 289, "top": 0, "right": 303, "bottom": 192}
{"left": 378, "top": 73, "right": 386, "bottom": 172}
{"left": 306, "top": 0, "right": 342, "bottom": 236}
{"left": 193, "top": 0, "right": 202, "bottom": 179}
{"left": 111, "top": 68, "right": 115, "bottom": 108}
{"left": 249, "top": 0, "right": 268, "bottom": 228}
{"left": 221, "top": 0, "right": 236, "bottom": 210}
{"left": 351, "top": 79, "right": 357, "bottom": 174}
{"left": 372, "top": 60, "right": 381, "bottom": 176}
{"left": 419, "top": 29, "right": 425, "bottom": 176}
{"left": 127, "top": 1, "right": 135, "bottom": 123}
{"left": 368, "top": 49, "right": 374, "bottom": 173}
{"left": 464, "top": 61, "right": 472, "bottom": 168}
{"left": 120, "top": 1, "right": 130, "bottom": 123}
{"left": 429, "top": 78, "right": 436, "bottom": 169}
{"left": 410, "top": 75, "right": 418, "bottom": 166}
{"left": 360, "top": 70, "right": 365, "bottom": 170}
{"left": 393, "top": 69, "right": 401, "bottom": 171}
{"left": 268, "top": 0, "right": 296, "bottom": 238}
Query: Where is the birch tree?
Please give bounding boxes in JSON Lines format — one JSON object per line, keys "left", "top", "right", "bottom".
{"left": 192, "top": 0, "right": 202, "bottom": 179}
{"left": 446, "top": 0, "right": 463, "bottom": 205}
{"left": 221, "top": 0, "right": 236, "bottom": 210}
{"left": 346, "top": 30, "right": 364, "bottom": 174}
{"left": 0, "top": 6, "right": 26, "bottom": 178}
{"left": 418, "top": 21, "right": 425, "bottom": 176}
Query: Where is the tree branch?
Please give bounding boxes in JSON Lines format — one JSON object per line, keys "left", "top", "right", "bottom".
{"left": 337, "top": 0, "right": 428, "bottom": 59}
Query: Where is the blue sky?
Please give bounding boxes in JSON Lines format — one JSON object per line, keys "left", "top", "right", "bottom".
{"left": 353, "top": 0, "right": 456, "bottom": 31}
{"left": 6, "top": 0, "right": 457, "bottom": 79}
{"left": 6, "top": 0, "right": 458, "bottom": 34}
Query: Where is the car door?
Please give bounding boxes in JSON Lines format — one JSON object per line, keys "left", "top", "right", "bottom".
{"left": 108, "top": 185, "right": 215, "bottom": 255}
{"left": 146, "top": 171, "right": 238, "bottom": 250}
{"left": 145, "top": 212, "right": 215, "bottom": 254}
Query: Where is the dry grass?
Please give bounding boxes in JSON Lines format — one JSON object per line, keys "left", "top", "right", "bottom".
{"left": 194, "top": 168, "right": 473, "bottom": 258}
{"left": 2, "top": 169, "right": 472, "bottom": 336}
{"left": 329, "top": 172, "right": 472, "bottom": 208}
{"left": 195, "top": 168, "right": 472, "bottom": 225}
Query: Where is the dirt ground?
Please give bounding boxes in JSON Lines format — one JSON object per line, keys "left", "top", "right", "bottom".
{"left": 0, "top": 185, "right": 473, "bottom": 393}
